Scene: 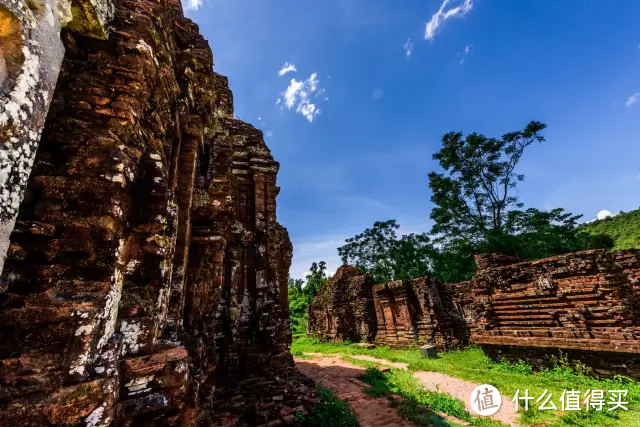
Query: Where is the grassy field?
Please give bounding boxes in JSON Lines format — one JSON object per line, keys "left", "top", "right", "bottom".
{"left": 292, "top": 338, "right": 640, "bottom": 426}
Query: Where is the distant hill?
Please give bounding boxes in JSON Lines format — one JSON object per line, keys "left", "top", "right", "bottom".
{"left": 582, "top": 208, "right": 640, "bottom": 250}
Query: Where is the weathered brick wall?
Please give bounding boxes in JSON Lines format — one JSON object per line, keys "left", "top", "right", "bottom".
{"left": 0, "top": 0, "right": 115, "bottom": 274}
{"left": 0, "top": 1, "right": 315, "bottom": 426}
{"left": 307, "top": 265, "right": 377, "bottom": 342}
{"left": 471, "top": 249, "right": 640, "bottom": 379}
{"left": 373, "top": 277, "right": 468, "bottom": 350}
{"left": 309, "top": 249, "right": 639, "bottom": 379}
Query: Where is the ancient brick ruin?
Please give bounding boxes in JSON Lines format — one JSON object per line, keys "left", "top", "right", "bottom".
{"left": 307, "top": 265, "right": 377, "bottom": 342}
{"left": 0, "top": 0, "right": 116, "bottom": 274}
{"left": 308, "top": 250, "right": 639, "bottom": 379}
{"left": 373, "top": 278, "right": 468, "bottom": 350}
{"left": 307, "top": 268, "right": 467, "bottom": 350}
{"left": 0, "top": 0, "right": 317, "bottom": 426}
{"left": 471, "top": 249, "right": 640, "bottom": 380}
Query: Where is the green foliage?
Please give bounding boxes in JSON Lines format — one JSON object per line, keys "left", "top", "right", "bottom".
{"left": 292, "top": 338, "right": 640, "bottom": 427}
{"left": 334, "top": 122, "right": 621, "bottom": 284}
{"left": 288, "top": 279, "right": 310, "bottom": 335}
{"left": 288, "top": 262, "right": 330, "bottom": 335}
{"left": 582, "top": 207, "right": 640, "bottom": 249}
{"left": 426, "top": 121, "right": 610, "bottom": 281}
{"left": 428, "top": 120, "right": 547, "bottom": 243}
{"left": 500, "top": 208, "right": 596, "bottom": 258}
{"left": 429, "top": 207, "right": 599, "bottom": 282}
{"left": 304, "top": 261, "right": 329, "bottom": 296}
{"left": 338, "top": 220, "right": 433, "bottom": 284}
{"left": 430, "top": 239, "right": 478, "bottom": 282}
{"left": 295, "top": 387, "right": 360, "bottom": 427}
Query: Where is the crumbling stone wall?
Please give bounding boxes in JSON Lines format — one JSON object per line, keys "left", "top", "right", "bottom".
{"left": 471, "top": 249, "right": 640, "bottom": 379}
{"left": 0, "top": 1, "right": 315, "bottom": 426}
{"left": 307, "top": 265, "right": 377, "bottom": 342}
{"left": 309, "top": 250, "right": 639, "bottom": 379}
{"left": 0, "top": 0, "right": 115, "bottom": 274}
{"left": 306, "top": 268, "right": 467, "bottom": 350}
{"left": 373, "top": 277, "right": 468, "bottom": 350}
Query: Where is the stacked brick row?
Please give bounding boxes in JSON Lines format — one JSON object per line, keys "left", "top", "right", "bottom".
{"left": 307, "top": 266, "right": 377, "bottom": 342}
{"left": 0, "top": 1, "right": 315, "bottom": 426}
{"left": 471, "top": 249, "right": 640, "bottom": 379}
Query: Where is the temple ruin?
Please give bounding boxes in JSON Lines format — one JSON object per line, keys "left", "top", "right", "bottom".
{"left": 0, "top": 0, "right": 638, "bottom": 425}
{"left": 0, "top": 0, "right": 316, "bottom": 425}
{"left": 373, "top": 277, "right": 469, "bottom": 350}
{"left": 308, "top": 250, "right": 639, "bottom": 379}
{"left": 307, "top": 265, "right": 377, "bottom": 342}
{"left": 471, "top": 249, "right": 640, "bottom": 380}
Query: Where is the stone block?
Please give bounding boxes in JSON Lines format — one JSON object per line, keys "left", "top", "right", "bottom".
{"left": 353, "top": 342, "right": 376, "bottom": 349}
{"left": 419, "top": 345, "right": 438, "bottom": 359}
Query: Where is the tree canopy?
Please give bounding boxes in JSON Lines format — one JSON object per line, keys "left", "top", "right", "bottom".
{"left": 336, "top": 121, "right": 612, "bottom": 284}
{"left": 428, "top": 120, "right": 547, "bottom": 244}
{"left": 337, "top": 220, "right": 432, "bottom": 284}
{"left": 423, "top": 120, "right": 614, "bottom": 280}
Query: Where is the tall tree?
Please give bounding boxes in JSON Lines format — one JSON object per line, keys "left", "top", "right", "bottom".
{"left": 338, "top": 220, "right": 433, "bottom": 284}
{"left": 427, "top": 121, "right": 610, "bottom": 282}
{"left": 428, "top": 120, "right": 547, "bottom": 244}
{"left": 304, "top": 261, "right": 328, "bottom": 297}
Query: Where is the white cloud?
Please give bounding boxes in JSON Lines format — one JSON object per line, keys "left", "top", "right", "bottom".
{"left": 307, "top": 72, "right": 319, "bottom": 92}
{"left": 625, "top": 92, "right": 639, "bottom": 107}
{"left": 183, "top": 0, "right": 202, "bottom": 11}
{"left": 283, "top": 79, "right": 305, "bottom": 109}
{"left": 597, "top": 209, "right": 615, "bottom": 220}
{"left": 279, "top": 72, "right": 325, "bottom": 123}
{"left": 403, "top": 39, "right": 414, "bottom": 57}
{"left": 425, "top": 0, "right": 474, "bottom": 41}
{"left": 278, "top": 62, "right": 297, "bottom": 76}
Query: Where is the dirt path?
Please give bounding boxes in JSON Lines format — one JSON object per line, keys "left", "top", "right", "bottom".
{"left": 296, "top": 353, "right": 520, "bottom": 426}
{"left": 350, "top": 354, "right": 409, "bottom": 370}
{"left": 413, "top": 371, "right": 518, "bottom": 426}
{"left": 295, "top": 355, "right": 419, "bottom": 427}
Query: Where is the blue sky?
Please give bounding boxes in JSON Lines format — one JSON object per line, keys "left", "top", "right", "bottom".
{"left": 183, "top": 0, "right": 640, "bottom": 279}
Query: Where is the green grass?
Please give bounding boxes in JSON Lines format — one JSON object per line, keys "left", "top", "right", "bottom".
{"left": 295, "top": 387, "right": 360, "bottom": 427}
{"left": 292, "top": 338, "right": 640, "bottom": 426}
{"left": 360, "top": 367, "right": 502, "bottom": 426}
